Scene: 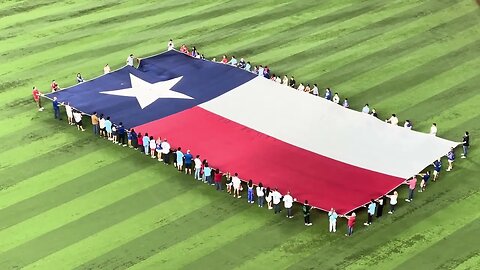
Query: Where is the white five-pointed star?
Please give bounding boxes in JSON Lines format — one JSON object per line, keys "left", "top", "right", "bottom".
{"left": 100, "top": 74, "right": 193, "bottom": 109}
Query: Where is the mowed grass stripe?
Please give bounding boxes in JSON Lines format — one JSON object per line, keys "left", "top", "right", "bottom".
{"left": 25, "top": 189, "right": 217, "bottom": 270}
{"left": 395, "top": 218, "right": 480, "bottom": 269}
{"left": 291, "top": 0, "right": 470, "bottom": 86}
{"left": 0, "top": 146, "right": 132, "bottom": 209}
{"left": 0, "top": 153, "right": 147, "bottom": 230}
{"left": 0, "top": 110, "right": 40, "bottom": 137}
{"left": 128, "top": 208, "right": 273, "bottom": 269}
{"left": 337, "top": 19, "right": 480, "bottom": 96}
{"left": 452, "top": 252, "right": 480, "bottom": 270}
{"left": 254, "top": 0, "right": 429, "bottom": 71}
{"left": 0, "top": 164, "right": 165, "bottom": 254}
{"left": 0, "top": 165, "right": 192, "bottom": 269}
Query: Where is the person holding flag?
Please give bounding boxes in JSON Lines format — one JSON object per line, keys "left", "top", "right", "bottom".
{"left": 32, "top": 87, "right": 44, "bottom": 111}
{"left": 432, "top": 159, "right": 442, "bottom": 181}
{"left": 328, "top": 208, "right": 338, "bottom": 232}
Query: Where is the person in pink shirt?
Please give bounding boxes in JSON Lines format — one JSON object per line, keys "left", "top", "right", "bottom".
{"left": 405, "top": 176, "right": 417, "bottom": 202}
{"left": 344, "top": 212, "right": 356, "bottom": 236}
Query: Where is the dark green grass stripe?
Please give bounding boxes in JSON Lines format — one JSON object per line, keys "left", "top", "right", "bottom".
{"left": 443, "top": 114, "right": 480, "bottom": 140}
{"left": 75, "top": 196, "right": 259, "bottom": 270}
{"left": 398, "top": 73, "right": 480, "bottom": 129}
{"left": 395, "top": 219, "right": 480, "bottom": 270}
{"left": 349, "top": 36, "right": 480, "bottom": 108}
{"left": 268, "top": 0, "right": 444, "bottom": 72}
{"left": 223, "top": 0, "right": 378, "bottom": 58}
{"left": 311, "top": 8, "right": 479, "bottom": 101}
{"left": 0, "top": 171, "right": 202, "bottom": 269}
{"left": 0, "top": 137, "right": 93, "bottom": 190}
{"left": 0, "top": 152, "right": 145, "bottom": 229}
{"left": 181, "top": 217, "right": 308, "bottom": 270}
{"left": 0, "top": 0, "right": 56, "bottom": 19}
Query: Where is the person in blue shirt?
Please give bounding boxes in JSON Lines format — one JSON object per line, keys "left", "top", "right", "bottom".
{"left": 130, "top": 129, "right": 137, "bottom": 149}
{"left": 176, "top": 147, "right": 184, "bottom": 172}
{"left": 203, "top": 163, "right": 212, "bottom": 185}
{"left": 117, "top": 122, "right": 126, "bottom": 146}
{"left": 417, "top": 171, "right": 431, "bottom": 192}
{"left": 104, "top": 117, "right": 112, "bottom": 140}
{"left": 142, "top": 133, "right": 150, "bottom": 155}
{"left": 244, "top": 61, "right": 251, "bottom": 72}
{"left": 446, "top": 148, "right": 455, "bottom": 171}
{"left": 184, "top": 150, "right": 193, "bottom": 175}
{"left": 362, "top": 104, "right": 370, "bottom": 114}
{"left": 364, "top": 200, "right": 376, "bottom": 226}
{"left": 432, "top": 159, "right": 442, "bottom": 181}
{"left": 52, "top": 97, "right": 61, "bottom": 120}
{"left": 324, "top": 88, "right": 332, "bottom": 100}
{"left": 328, "top": 208, "right": 338, "bottom": 232}
{"left": 228, "top": 56, "right": 237, "bottom": 66}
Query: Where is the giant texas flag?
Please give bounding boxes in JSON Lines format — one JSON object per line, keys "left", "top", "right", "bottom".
{"left": 47, "top": 50, "right": 458, "bottom": 214}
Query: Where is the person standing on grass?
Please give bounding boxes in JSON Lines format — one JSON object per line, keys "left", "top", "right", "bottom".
{"left": 129, "top": 129, "right": 137, "bottom": 148}
{"left": 343, "top": 98, "right": 349, "bottom": 108}
{"left": 272, "top": 188, "right": 282, "bottom": 214}
{"left": 312, "top": 84, "right": 319, "bottom": 96}
{"left": 76, "top": 73, "right": 84, "bottom": 83}
{"left": 256, "top": 183, "right": 265, "bottom": 207}
{"left": 51, "top": 80, "right": 59, "bottom": 92}
{"left": 32, "top": 87, "right": 44, "bottom": 111}
{"left": 430, "top": 123, "right": 437, "bottom": 136}
{"left": 126, "top": 54, "right": 135, "bottom": 67}
{"left": 73, "top": 110, "right": 85, "bottom": 131}
{"left": 204, "top": 163, "right": 213, "bottom": 185}
{"left": 142, "top": 133, "right": 150, "bottom": 155}
{"left": 385, "top": 114, "right": 399, "bottom": 125}
{"left": 283, "top": 191, "right": 294, "bottom": 218}
{"left": 265, "top": 187, "right": 273, "bottom": 210}
{"left": 103, "top": 64, "right": 111, "bottom": 74}
{"left": 324, "top": 88, "right": 332, "bottom": 100}
{"left": 104, "top": 117, "right": 112, "bottom": 140}
{"left": 405, "top": 176, "right": 417, "bottom": 202}
{"left": 176, "top": 147, "right": 184, "bottom": 172}
{"left": 332, "top": 93, "right": 340, "bottom": 104}
{"left": 344, "top": 212, "right": 356, "bottom": 236}
{"left": 52, "top": 97, "right": 61, "bottom": 120}
{"left": 225, "top": 172, "right": 232, "bottom": 194}
{"left": 433, "top": 159, "right": 442, "bottom": 181}
{"left": 91, "top": 112, "right": 99, "bottom": 135}
{"left": 161, "top": 139, "right": 171, "bottom": 164}
{"left": 328, "top": 208, "right": 338, "bottom": 232}
{"left": 364, "top": 200, "right": 376, "bottom": 226}
{"left": 303, "top": 200, "right": 312, "bottom": 226}
{"left": 417, "top": 171, "right": 430, "bottom": 192}
{"left": 232, "top": 173, "right": 241, "bottom": 197}
{"left": 446, "top": 147, "right": 455, "bottom": 171}
{"left": 376, "top": 196, "right": 386, "bottom": 218}
{"left": 194, "top": 155, "right": 202, "bottom": 180}
{"left": 362, "top": 104, "right": 370, "bottom": 114}
{"left": 99, "top": 114, "right": 106, "bottom": 137}
{"left": 462, "top": 132, "right": 469, "bottom": 158}
{"left": 65, "top": 102, "right": 73, "bottom": 125}
{"left": 137, "top": 132, "right": 143, "bottom": 153}
{"left": 247, "top": 180, "right": 254, "bottom": 204}
{"left": 184, "top": 150, "right": 193, "bottom": 175}
{"left": 214, "top": 169, "right": 223, "bottom": 191}
{"left": 167, "top": 39, "right": 174, "bottom": 51}
{"left": 117, "top": 122, "right": 126, "bottom": 146}
{"left": 149, "top": 136, "right": 156, "bottom": 158}
{"left": 386, "top": 191, "right": 398, "bottom": 214}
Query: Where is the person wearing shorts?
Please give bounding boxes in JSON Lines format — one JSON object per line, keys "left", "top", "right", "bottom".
{"left": 432, "top": 159, "right": 441, "bottom": 181}
{"left": 32, "top": 87, "right": 44, "bottom": 111}
{"left": 184, "top": 150, "right": 193, "bottom": 175}
{"left": 99, "top": 114, "right": 106, "bottom": 137}
{"left": 73, "top": 110, "right": 85, "bottom": 131}
{"left": 232, "top": 173, "right": 241, "bottom": 198}
{"left": 65, "top": 102, "right": 74, "bottom": 125}
{"left": 265, "top": 187, "right": 273, "bottom": 209}
{"left": 225, "top": 172, "right": 232, "bottom": 194}
{"left": 176, "top": 147, "right": 184, "bottom": 171}
{"left": 104, "top": 117, "right": 112, "bottom": 140}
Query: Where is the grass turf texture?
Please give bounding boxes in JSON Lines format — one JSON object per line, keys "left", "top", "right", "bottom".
{"left": 0, "top": 0, "right": 479, "bottom": 269}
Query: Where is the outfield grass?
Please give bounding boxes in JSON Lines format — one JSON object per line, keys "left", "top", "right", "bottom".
{"left": 0, "top": 0, "right": 479, "bottom": 269}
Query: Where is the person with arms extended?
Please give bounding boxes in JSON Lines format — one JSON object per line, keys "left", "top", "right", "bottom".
{"left": 344, "top": 212, "right": 356, "bottom": 236}
{"left": 32, "top": 86, "right": 44, "bottom": 111}
{"left": 328, "top": 208, "right": 338, "bottom": 232}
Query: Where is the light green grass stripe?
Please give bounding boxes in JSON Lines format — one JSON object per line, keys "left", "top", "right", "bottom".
{"left": 337, "top": 24, "right": 480, "bottom": 92}
{"left": 453, "top": 253, "right": 480, "bottom": 270}
{"left": 0, "top": 131, "right": 74, "bottom": 168}
{"left": 292, "top": 0, "right": 472, "bottom": 82}
{"left": 0, "top": 165, "right": 163, "bottom": 253}
{"left": 375, "top": 57, "right": 480, "bottom": 113}
{"left": 0, "top": 148, "right": 131, "bottom": 210}
{"left": 128, "top": 209, "right": 270, "bottom": 269}
{"left": 248, "top": 0, "right": 417, "bottom": 65}
{"left": 23, "top": 189, "right": 215, "bottom": 270}
{"left": 344, "top": 192, "right": 480, "bottom": 269}
{"left": 0, "top": 110, "right": 40, "bottom": 137}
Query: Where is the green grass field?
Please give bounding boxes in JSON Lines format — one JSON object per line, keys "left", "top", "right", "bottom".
{"left": 0, "top": 0, "right": 479, "bottom": 269}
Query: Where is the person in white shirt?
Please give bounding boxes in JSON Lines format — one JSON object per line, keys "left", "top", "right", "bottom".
{"left": 265, "top": 187, "right": 273, "bottom": 210}
{"left": 362, "top": 104, "right": 370, "bottom": 113}
{"left": 430, "top": 123, "right": 437, "bottom": 136}
{"left": 312, "top": 84, "right": 319, "bottom": 96}
{"left": 297, "top": 83, "right": 305, "bottom": 91}
{"left": 283, "top": 191, "right": 294, "bottom": 218}
{"left": 328, "top": 208, "right": 338, "bottom": 232}
{"left": 386, "top": 114, "right": 399, "bottom": 125}
{"left": 103, "top": 64, "right": 111, "bottom": 74}
{"left": 275, "top": 76, "right": 281, "bottom": 84}
{"left": 72, "top": 110, "right": 85, "bottom": 131}
{"left": 126, "top": 54, "right": 135, "bottom": 67}
{"left": 404, "top": 120, "right": 413, "bottom": 129}
{"left": 282, "top": 75, "right": 289, "bottom": 86}
{"left": 386, "top": 191, "right": 398, "bottom": 214}
{"left": 232, "top": 173, "right": 242, "bottom": 198}
{"left": 64, "top": 102, "right": 73, "bottom": 125}
{"left": 160, "top": 139, "right": 171, "bottom": 164}
{"left": 332, "top": 93, "right": 340, "bottom": 104}
{"left": 272, "top": 188, "right": 282, "bottom": 214}
{"left": 194, "top": 155, "right": 202, "bottom": 180}
{"left": 99, "top": 114, "right": 106, "bottom": 137}
{"left": 256, "top": 183, "right": 265, "bottom": 207}
{"left": 167, "top": 39, "right": 174, "bottom": 51}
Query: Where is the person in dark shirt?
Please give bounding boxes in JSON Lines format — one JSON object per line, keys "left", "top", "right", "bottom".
{"left": 184, "top": 150, "right": 193, "bottom": 175}
{"left": 302, "top": 200, "right": 312, "bottom": 226}
{"left": 130, "top": 129, "right": 138, "bottom": 149}
{"left": 117, "top": 122, "right": 126, "bottom": 146}
{"left": 52, "top": 97, "right": 61, "bottom": 120}
{"left": 289, "top": 76, "right": 296, "bottom": 88}
{"left": 462, "top": 131, "right": 469, "bottom": 158}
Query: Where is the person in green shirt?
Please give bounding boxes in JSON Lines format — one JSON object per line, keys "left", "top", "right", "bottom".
{"left": 303, "top": 200, "right": 312, "bottom": 226}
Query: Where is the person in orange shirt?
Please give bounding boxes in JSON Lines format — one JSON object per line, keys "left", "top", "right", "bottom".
{"left": 91, "top": 112, "right": 99, "bottom": 135}
{"left": 32, "top": 86, "right": 44, "bottom": 111}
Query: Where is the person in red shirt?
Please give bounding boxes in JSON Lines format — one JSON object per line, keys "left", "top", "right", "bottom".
{"left": 32, "top": 86, "right": 44, "bottom": 111}
{"left": 213, "top": 169, "right": 223, "bottom": 191}
{"left": 344, "top": 212, "right": 356, "bottom": 236}
{"left": 180, "top": 44, "right": 189, "bottom": 54}
{"left": 51, "top": 80, "right": 59, "bottom": 92}
{"left": 221, "top": 55, "right": 228, "bottom": 64}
